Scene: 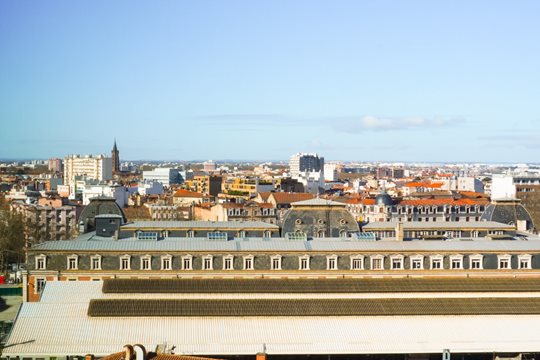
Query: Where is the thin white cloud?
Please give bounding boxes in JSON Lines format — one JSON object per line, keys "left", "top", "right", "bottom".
{"left": 349, "top": 115, "right": 464, "bottom": 131}
{"left": 189, "top": 113, "right": 466, "bottom": 133}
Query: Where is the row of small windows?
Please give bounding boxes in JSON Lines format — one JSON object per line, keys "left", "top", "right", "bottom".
{"left": 35, "top": 254, "right": 534, "bottom": 271}
{"left": 134, "top": 230, "right": 274, "bottom": 240}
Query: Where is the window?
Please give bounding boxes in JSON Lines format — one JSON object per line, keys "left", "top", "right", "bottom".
{"left": 350, "top": 256, "right": 364, "bottom": 270}
{"left": 202, "top": 255, "right": 213, "bottom": 270}
{"left": 187, "top": 230, "right": 195, "bottom": 238}
{"left": 469, "top": 255, "right": 483, "bottom": 269}
{"left": 371, "top": 256, "right": 384, "bottom": 270}
{"left": 243, "top": 255, "right": 254, "bottom": 270}
{"left": 327, "top": 255, "right": 338, "bottom": 270}
{"left": 286, "top": 232, "right": 307, "bottom": 241}
{"left": 237, "top": 230, "right": 246, "bottom": 238}
{"left": 271, "top": 255, "right": 282, "bottom": 270}
{"left": 35, "top": 277, "right": 46, "bottom": 294}
{"left": 471, "top": 231, "right": 479, "bottom": 238}
{"left": 316, "top": 230, "right": 326, "bottom": 238}
{"left": 91, "top": 255, "right": 102, "bottom": 270}
{"left": 67, "top": 255, "right": 78, "bottom": 270}
{"left": 140, "top": 255, "right": 152, "bottom": 270}
{"left": 120, "top": 255, "right": 131, "bottom": 270}
{"left": 518, "top": 254, "right": 532, "bottom": 269}
{"left": 431, "top": 256, "right": 443, "bottom": 270}
{"left": 450, "top": 255, "right": 463, "bottom": 269}
{"left": 137, "top": 231, "right": 158, "bottom": 240}
{"left": 263, "top": 230, "right": 272, "bottom": 238}
{"left": 299, "top": 255, "right": 310, "bottom": 270}
{"left": 223, "top": 255, "right": 234, "bottom": 270}
{"left": 35, "top": 255, "right": 46, "bottom": 270}
{"left": 182, "top": 255, "right": 193, "bottom": 270}
{"left": 208, "top": 231, "right": 227, "bottom": 240}
{"left": 390, "top": 255, "right": 403, "bottom": 270}
{"left": 161, "top": 255, "right": 172, "bottom": 270}
{"left": 410, "top": 255, "right": 424, "bottom": 270}
{"left": 498, "top": 254, "right": 512, "bottom": 269}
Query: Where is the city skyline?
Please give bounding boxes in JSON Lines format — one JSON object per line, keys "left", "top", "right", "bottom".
{"left": 1, "top": 1, "right": 539, "bottom": 162}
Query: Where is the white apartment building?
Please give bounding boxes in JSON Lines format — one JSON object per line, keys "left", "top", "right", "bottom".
{"left": 81, "top": 183, "right": 128, "bottom": 207}
{"left": 289, "top": 153, "right": 324, "bottom": 179}
{"left": 63, "top": 154, "right": 112, "bottom": 190}
{"left": 142, "top": 168, "right": 183, "bottom": 187}
{"left": 324, "top": 163, "right": 338, "bottom": 182}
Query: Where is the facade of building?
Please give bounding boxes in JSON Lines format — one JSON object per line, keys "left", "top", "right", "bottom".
{"left": 363, "top": 220, "right": 516, "bottom": 240}
{"left": 172, "top": 189, "right": 209, "bottom": 206}
{"left": 184, "top": 175, "right": 222, "bottom": 196}
{"left": 221, "top": 177, "right": 274, "bottom": 198}
{"left": 281, "top": 198, "right": 360, "bottom": 238}
{"left": 47, "top": 158, "right": 63, "bottom": 173}
{"left": 142, "top": 168, "right": 183, "bottom": 187}
{"left": 289, "top": 153, "right": 324, "bottom": 178}
{"left": 346, "top": 196, "right": 488, "bottom": 224}
{"left": 63, "top": 154, "right": 113, "bottom": 190}
{"left": 196, "top": 202, "right": 277, "bottom": 224}
{"left": 10, "top": 201, "right": 79, "bottom": 243}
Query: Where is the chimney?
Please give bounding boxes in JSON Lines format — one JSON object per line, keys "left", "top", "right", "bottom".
{"left": 123, "top": 345, "right": 134, "bottom": 360}
{"left": 395, "top": 222, "right": 404, "bottom": 241}
{"left": 133, "top": 344, "right": 147, "bottom": 360}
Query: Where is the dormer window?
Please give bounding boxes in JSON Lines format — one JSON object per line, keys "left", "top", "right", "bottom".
{"left": 90, "top": 255, "right": 102, "bottom": 270}
{"left": 120, "top": 255, "right": 131, "bottom": 270}
{"left": 140, "top": 255, "right": 152, "bottom": 270}
{"left": 137, "top": 231, "right": 158, "bottom": 241}
{"left": 67, "top": 255, "right": 78, "bottom": 270}
{"left": 161, "top": 255, "right": 172, "bottom": 270}
{"left": 35, "top": 254, "right": 47, "bottom": 270}
{"left": 223, "top": 255, "right": 234, "bottom": 270}
{"left": 271, "top": 255, "right": 282, "bottom": 270}
{"left": 243, "top": 255, "right": 254, "bottom": 270}
{"left": 327, "top": 255, "right": 338, "bottom": 270}
{"left": 299, "top": 255, "right": 310, "bottom": 270}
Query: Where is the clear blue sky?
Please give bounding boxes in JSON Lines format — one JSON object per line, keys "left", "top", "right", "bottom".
{"left": 1, "top": 1, "right": 539, "bottom": 162}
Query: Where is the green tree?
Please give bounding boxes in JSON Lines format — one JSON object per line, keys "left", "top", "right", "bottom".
{"left": 0, "top": 209, "right": 25, "bottom": 273}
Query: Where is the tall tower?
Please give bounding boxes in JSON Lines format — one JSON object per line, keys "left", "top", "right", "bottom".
{"left": 112, "top": 139, "right": 120, "bottom": 174}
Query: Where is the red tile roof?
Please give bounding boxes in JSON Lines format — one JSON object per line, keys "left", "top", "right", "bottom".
{"left": 173, "top": 189, "right": 204, "bottom": 198}
{"left": 269, "top": 192, "right": 315, "bottom": 205}
{"left": 404, "top": 182, "right": 444, "bottom": 189}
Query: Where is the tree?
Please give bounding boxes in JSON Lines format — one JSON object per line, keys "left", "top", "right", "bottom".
{"left": 0, "top": 209, "right": 25, "bottom": 273}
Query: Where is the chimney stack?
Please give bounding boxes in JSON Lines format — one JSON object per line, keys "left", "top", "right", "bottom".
{"left": 395, "top": 222, "right": 404, "bottom": 241}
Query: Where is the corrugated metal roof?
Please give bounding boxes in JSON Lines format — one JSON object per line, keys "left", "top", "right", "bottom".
{"left": 364, "top": 221, "right": 514, "bottom": 230}
{"left": 122, "top": 221, "right": 279, "bottom": 229}
{"left": 6, "top": 304, "right": 540, "bottom": 356}
{"left": 87, "top": 297, "right": 540, "bottom": 317}
{"left": 29, "top": 236, "right": 540, "bottom": 252}
{"left": 102, "top": 278, "right": 540, "bottom": 294}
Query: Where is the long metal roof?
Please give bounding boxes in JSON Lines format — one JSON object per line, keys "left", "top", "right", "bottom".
{"left": 363, "top": 221, "right": 514, "bottom": 230}
{"left": 121, "top": 221, "right": 279, "bottom": 230}
{"left": 29, "top": 236, "right": 540, "bottom": 252}
{"left": 6, "top": 303, "right": 540, "bottom": 356}
{"left": 8, "top": 281, "right": 540, "bottom": 356}
{"left": 101, "top": 278, "right": 540, "bottom": 294}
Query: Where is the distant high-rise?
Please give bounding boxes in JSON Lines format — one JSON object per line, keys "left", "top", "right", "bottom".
{"left": 111, "top": 140, "right": 120, "bottom": 174}
{"left": 63, "top": 154, "right": 113, "bottom": 189}
{"left": 289, "top": 153, "right": 324, "bottom": 178}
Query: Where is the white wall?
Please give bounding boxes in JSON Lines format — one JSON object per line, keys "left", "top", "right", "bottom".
{"left": 491, "top": 175, "right": 516, "bottom": 199}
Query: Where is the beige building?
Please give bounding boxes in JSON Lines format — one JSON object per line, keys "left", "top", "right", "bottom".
{"left": 63, "top": 154, "right": 112, "bottom": 190}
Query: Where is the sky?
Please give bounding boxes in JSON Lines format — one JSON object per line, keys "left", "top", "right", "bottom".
{"left": 0, "top": 1, "right": 539, "bottom": 162}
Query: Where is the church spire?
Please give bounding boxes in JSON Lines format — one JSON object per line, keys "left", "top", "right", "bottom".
{"left": 112, "top": 139, "right": 120, "bottom": 173}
